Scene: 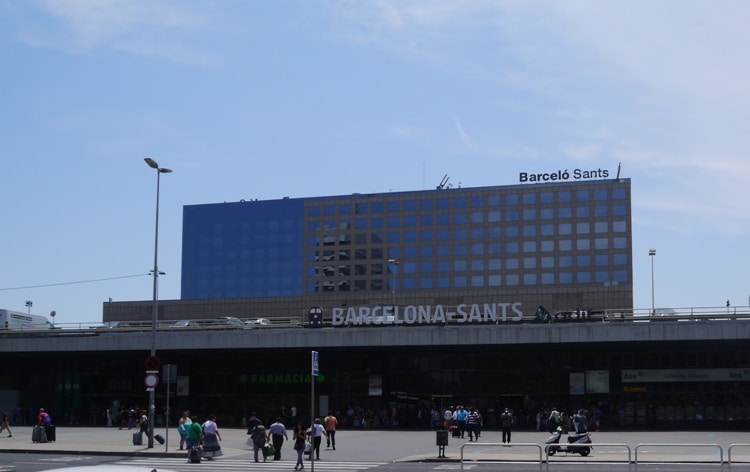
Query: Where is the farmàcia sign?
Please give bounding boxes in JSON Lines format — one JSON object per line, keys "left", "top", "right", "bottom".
{"left": 331, "top": 302, "right": 523, "bottom": 327}
{"left": 519, "top": 167, "right": 609, "bottom": 183}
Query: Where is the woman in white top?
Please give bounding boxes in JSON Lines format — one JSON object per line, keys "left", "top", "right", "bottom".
{"left": 201, "top": 414, "right": 223, "bottom": 460}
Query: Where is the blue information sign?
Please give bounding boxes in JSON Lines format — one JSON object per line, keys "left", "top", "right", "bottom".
{"left": 312, "top": 350, "right": 319, "bottom": 376}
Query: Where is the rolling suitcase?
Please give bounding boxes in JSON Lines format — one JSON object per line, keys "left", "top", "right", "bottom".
{"left": 32, "top": 425, "right": 47, "bottom": 443}
{"left": 188, "top": 445, "right": 202, "bottom": 463}
{"left": 132, "top": 431, "right": 143, "bottom": 445}
{"left": 45, "top": 424, "right": 56, "bottom": 442}
{"left": 154, "top": 434, "right": 165, "bottom": 445}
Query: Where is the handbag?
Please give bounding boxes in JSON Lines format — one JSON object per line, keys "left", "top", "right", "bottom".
{"left": 264, "top": 442, "right": 275, "bottom": 456}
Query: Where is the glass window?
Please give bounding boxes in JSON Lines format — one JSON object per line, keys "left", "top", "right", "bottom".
{"left": 403, "top": 231, "right": 416, "bottom": 242}
{"left": 541, "top": 273, "right": 555, "bottom": 284}
{"left": 420, "top": 230, "right": 433, "bottom": 242}
{"left": 560, "top": 272, "right": 573, "bottom": 284}
{"left": 541, "top": 192, "right": 554, "bottom": 203}
{"left": 437, "top": 198, "right": 450, "bottom": 209}
{"left": 577, "top": 255, "right": 590, "bottom": 266}
{"left": 577, "top": 239, "right": 590, "bottom": 250}
{"left": 402, "top": 278, "right": 416, "bottom": 289}
{"left": 614, "top": 254, "right": 628, "bottom": 265}
{"left": 437, "top": 277, "right": 450, "bottom": 288}
{"left": 421, "top": 214, "right": 433, "bottom": 226}
{"left": 506, "top": 274, "right": 519, "bottom": 286}
{"left": 613, "top": 188, "right": 626, "bottom": 199}
{"left": 324, "top": 204, "right": 336, "bottom": 216}
{"left": 454, "top": 260, "right": 467, "bottom": 271}
{"left": 523, "top": 209, "right": 536, "bottom": 220}
{"left": 471, "top": 211, "right": 483, "bottom": 223}
{"left": 595, "top": 271, "right": 610, "bottom": 283}
{"left": 613, "top": 237, "right": 627, "bottom": 248}
{"left": 523, "top": 193, "right": 535, "bottom": 204}
{"left": 523, "top": 257, "right": 536, "bottom": 269}
{"left": 420, "top": 278, "right": 434, "bottom": 289}
{"left": 308, "top": 206, "right": 320, "bottom": 217}
{"left": 471, "top": 260, "right": 484, "bottom": 271}
{"left": 506, "top": 258, "right": 519, "bottom": 269}
{"left": 558, "top": 191, "right": 571, "bottom": 202}
{"left": 576, "top": 190, "right": 590, "bottom": 201}
{"left": 576, "top": 222, "right": 590, "bottom": 234}
{"left": 559, "top": 207, "right": 572, "bottom": 218}
{"left": 371, "top": 202, "right": 383, "bottom": 213}
{"left": 595, "top": 255, "right": 609, "bottom": 266}
{"left": 559, "top": 223, "right": 572, "bottom": 235}
{"left": 595, "top": 222, "right": 608, "bottom": 233}
{"left": 355, "top": 233, "right": 367, "bottom": 244}
{"left": 576, "top": 207, "right": 590, "bottom": 218}
{"left": 404, "top": 246, "right": 417, "bottom": 257}
{"left": 371, "top": 248, "right": 383, "bottom": 258}
{"left": 471, "top": 243, "right": 484, "bottom": 255}
{"left": 388, "top": 216, "right": 400, "bottom": 227}
{"left": 523, "top": 274, "right": 537, "bottom": 285}
{"left": 489, "top": 227, "right": 501, "bottom": 238}
{"left": 455, "top": 229, "right": 467, "bottom": 240}
{"left": 420, "top": 199, "right": 433, "bottom": 210}
{"left": 540, "top": 208, "right": 554, "bottom": 219}
{"left": 420, "top": 246, "right": 433, "bottom": 257}
{"left": 541, "top": 240, "right": 554, "bottom": 251}
{"left": 436, "top": 246, "right": 449, "bottom": 257}
{"left": 437, "top": 229, "right": 450, "bottom": 241}
{"left": 471, "top": 228, "right": 484, "bottom": 239}
{"left": 523, "top": 241, "right": 536, "bottom": 252}
{"left": 488, "top": 210, "right": 501, "bottom": 222}
{"left": 471, "top": 196, "right": 483, "bottom": 207}
{"left": 387, "top": 201, "right": 400, "bottom": 212}
{"left": 437, "top": 260, "right": 450, "bottom": 272}
{"left": 613, "top": 221, "right": 627, "bottom": 232}
{"left": 595, "top": 238, "right": 608, "bottom": 249}
{"left": 404, "top": 200, "right": 416, "bottom": 211}
{"left": 454, "top": 213, "right": 467, "bottom": 224}
{"left": 420, "top": 261, "right": 433, "bottom": 273}
{"left": 404, "top": 215, "right": 416, "bottom": 226}
{"left": 559, "top": 256, "right": 573, "bottom": 268}
{"left": 488, "top": 259, "right": 501, "bottom": 270}
{"left": 614, "top": 270, "right": 628, "bottom": 282}
{"left": 454, "top": 197, "right": 467, "bottom": 209}
{"left": 438, "top": 214, "right": 450, "bottom": 225}
{"left": 506, "top": 194, "right": 519, "bottom": 205}
{"left": 506, "top": 210, "right": 519, "bottom": 221}
{"left": 488, "top": 195, "right": 501, "bottom": 206}
{"left": 613, "top": 204, "right": 627, "bottom": 216}
{"left": 488, "top": 275, "right": 501, "bottom": 286}
{"left": 523, "top": 225, "right": 536, "bottom": 237}
{"left": 594, "top": 189, "right": 607, "bottom": 201}
{"left": 540, "top": 224, "right": 554, "bottom": 236}
{"left": 506, "top": 242, "right": 519, "bottom": 253}
{"left": 594, "top": 205, "right": 608, "bottom": 217}
{"left": 454, "top": 276, "right": 467, "bottom": 287}
{"left": 388, "top": 232, "right": 399, "bottom": 243}
{"left": 455, "top": 244, "right": 467, "bottom": 255}
{"left": 506, "top": 226, "right": 519, "bottom": 237}
{"left": 559, "top": 240, "right": 572, "bottom": 251}
{"left": 577, "top": 271, "right": 591, "bottom": 283}
{"left": 541, "top": 256, "right": 554, "bottom": 268}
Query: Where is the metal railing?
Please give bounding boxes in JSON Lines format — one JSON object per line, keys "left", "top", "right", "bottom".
{"left": 634, "top": 443, "right": 724, "bottom": 470}
{"left": 546, "top": 443, "right": 632, "bottom": 471}
{"left": 727, "top": 443, "right": 750, "bottom": 469}
{"left": 460, "top": 442, "right": 543, "bottom": 472}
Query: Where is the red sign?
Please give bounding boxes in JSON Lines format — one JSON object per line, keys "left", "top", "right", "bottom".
{"left": 145, "top": 355, "right": 161, "bottom": 370}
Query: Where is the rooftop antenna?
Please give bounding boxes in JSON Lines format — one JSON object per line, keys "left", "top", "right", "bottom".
{"left": 616, "top": 162, "right": 622, "bottom": 180}
{"left": 437, "top": 174, "right": 450, "bottom": 189}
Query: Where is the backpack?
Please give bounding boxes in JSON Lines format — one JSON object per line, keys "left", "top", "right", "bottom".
{"left": 42, "top": 413, "right": 52, "bottom": 424}
{"left": 251, "top": 425, "right": 266, "bottom": 445}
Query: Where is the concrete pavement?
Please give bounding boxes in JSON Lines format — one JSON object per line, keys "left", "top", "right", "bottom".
{"left": 1, "top": 426, "right": 750, "bottom": 465}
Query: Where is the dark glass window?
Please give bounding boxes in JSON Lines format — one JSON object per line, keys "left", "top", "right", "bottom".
{"left": 471, "top": 243, "right": 484, "bottom": 255}
{"left": 488, "top": 210, "right": 501, "bottom": 222}
{"left": 523, "top": 225, "right": 536, "bottom": 237}
{"left": 595, "top": 255, "right": 609, "bottom": 266}
{"left": 421, "top": 246, "right": 433, "bottom": 257}
{"left": 523, "top": 209, "right": 536, "bottom": 220}
{"left": 420, "top": 230, "right": 433, "bottom": 242}
{"left": 454, "top": 197, "right": 467, "bottom": 209}
{"left": 559, "top": 207, "right": 572, "bottom": 218}
{"left": 404, "top": 200, "right": 417, "bottom": 211}
{"left": 371, "top": 217, "right": 383, "bottom": 228}
{"left": 387, "top": 201, "right": 400, "bottom": 212}
{"left": 404, "top": 215, "right": 416, "bottom": 226}
{"left": 421, "top": 199, "right": 433, "bottom": 210}
{"left": 560, "top": 272, "right": 573, "bottom": 283}
{"left": 506, "top": 194, "right": 518, "bottom": 205}
{"left": 577, "top": 271, "right": 591, "bottom": 283}
{"left": 558, "top": 191, "right": 571, "bottom": 202}
{"left": 488, "top": 227, "right": 501, "bottom": 238}
{"left": 577, "top": 255, "right": 591, "bottom": 266}
{"left": 506, "top": 226, "right": 519, "bottom": 237}
{"left": 387, "top": 232, "right": 399, "bottom": 243}
{"left": 404, "top": 231, "right": 417, "bottom": 242}
{"left": 613, "top": 188, "right": 626, "bottom": 199}
{"left": 437, "top": 214, "right": 450, "bottom": 225}
{"left": 540, "top": 208, "right": 553, "bottom": 219}
{"left": 576, "top": 190, "right": 590, "bottom": 201}
{"left": 614, "top": 254, "right": 628, "bottom": 265}
{"left": 488, "top": 195, "right": 501, "bottom": 206}
{"left": 506, "top": 242, "right": 519, "bottom": 253}
{"left": 437, "top": 198, "right": 450, "bottom": 209}
{"left": 594, "top": 205, "right": 608, "bottom": 217}
{"left": 388, "top": 216, "right": 400, "bottom": 227}
{"left": 613, "top": 204, "right": 627, "bottom": 216}
{"left": 324, "top": 204, "right": 336, "bottom": 216}
{"left": 437, "top": 229, "right": 450, "bottom": 241}
{"left": 506, "top": 210, "right": 519, "bottom": 221}
{"left": 454, "top": 244, "right": 468, "bottom": 256}
{"left": 594, "top": 189, "right": 607, "bottom": 201}
{"left": 576, "top": 207, "right": 590, "bottom": 218}
{"left": 421, "top": 214, "right": 433, "bottom": 226}
{"left": 454, "top": 213, "right": 467, "bottom": 224}
{"left": 523, "top": 193, "right": 535, "bottom": 204}
{"left": 437, "top": 246, "right": 450, "bottom": 256}
{"left": 471, "top": 228, "right": 484, "bottom": 239}
{"left": 540, "top": 192, "right": 554, "bottom": 203}
{"left": 471, "top": 196, "right": 483, "bottom": 207}
{"left": 455, "top": 229, "right": 467, "bottom": 240}
{"left": 559, "top": 256, "right": 573, "bottom": 268}
{"left": 437, "top": 260, "right": 450, "bottom": 272}
{"left": 471, "top": 211, "right": 483, "bottom": 223}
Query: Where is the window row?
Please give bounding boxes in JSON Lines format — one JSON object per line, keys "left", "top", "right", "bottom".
{"left": 307, "top": 188, "right": 628, "bottom": 216}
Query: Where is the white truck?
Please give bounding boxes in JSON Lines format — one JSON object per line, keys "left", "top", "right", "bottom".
{"left": 0, "top": 309, "right": 53, "bottom": 330}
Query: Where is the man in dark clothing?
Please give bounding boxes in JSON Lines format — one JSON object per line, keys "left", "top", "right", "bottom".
{"left": 500, "top": 408, "right": 513, "bottom": 444}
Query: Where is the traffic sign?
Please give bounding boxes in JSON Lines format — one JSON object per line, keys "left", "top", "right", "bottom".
{"left": 312, "top": 350, "right": 319, "bottom": 376}
{"left": 144, "top": 373, "right": 160, "bottom": 388}
{"left": 145, "top": 355, "right": 161, "bottom": 370}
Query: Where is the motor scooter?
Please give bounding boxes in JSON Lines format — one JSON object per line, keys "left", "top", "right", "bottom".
{"left": 545, "top": 426, "right": 592, "bottom": 456}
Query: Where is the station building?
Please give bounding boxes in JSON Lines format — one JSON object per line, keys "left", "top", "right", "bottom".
{"left": 5, "top": 175, "right": 750, "bottom": 430}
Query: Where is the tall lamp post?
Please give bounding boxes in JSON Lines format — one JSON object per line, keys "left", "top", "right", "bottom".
{"left": 649, "top": 248, "right": 656, "bottom": 316}
{"left": 144, "top": 157, "right": 171, "bottom": 448}
{"left": 388, "top": 259, "right": 399, "bottom": 307}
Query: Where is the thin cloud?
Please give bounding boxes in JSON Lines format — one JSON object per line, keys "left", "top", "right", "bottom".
{"left": 452, "top": 114, "right": 472, "bottom": 149}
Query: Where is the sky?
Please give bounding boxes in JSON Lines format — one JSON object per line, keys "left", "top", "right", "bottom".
{"left": 1, "top": 0, "right": 749, "bottom": 326}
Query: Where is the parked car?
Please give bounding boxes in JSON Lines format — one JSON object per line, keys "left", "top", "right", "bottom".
{"left": 245, "top": 317, "right": 271, "bottom": 327}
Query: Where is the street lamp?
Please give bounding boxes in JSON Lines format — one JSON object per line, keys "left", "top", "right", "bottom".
{"left": 388, "top": 259, "right": 399, "bottom": 307}
{"left": 25, "top": 300, "right": 32, "bottom": 313}
{"left": 144, "top": 157, "right": 171, "bottom": 448}
{"left": 649, "top": 249, "right": 656, "bottom": 316}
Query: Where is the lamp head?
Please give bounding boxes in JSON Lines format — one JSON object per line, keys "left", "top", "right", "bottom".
{"left": 144, "top": 157, "right": 159, "bottom": 169}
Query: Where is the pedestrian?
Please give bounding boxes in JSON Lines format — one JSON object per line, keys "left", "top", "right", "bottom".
{"left": 201, "top": 414, "right": 223, "bottom": 460}
{"left": 185, "top": 416, "right": 203, "bottom": 458}
{"left": 177, "top": 410, "right": 192, "bottom": 450}
{"left": 500, "top": 407, "right": 513, "bottom": 444}
{"left": 106, "top": 408, "right": 113, "bottom": 427}
{"left": 246, "top": 411, "right": 261, "bottom": 434}
{"left": 293, "top": 421, "right": 306, "bottom": 470}
{"left": 465, "top": 408, "right": 479, "bottom": 441}
{"left": 453, "top": 405, "right": 468, "bottom": 438}
{"left": 573, "top": 409, "right": 587, "bottom": 434}
{"left": 138, "top": 411, "right": 149, "bottom": 435}
{"left": 324, "top": 411, "right": 338, "bottom": 449}
{"left": 250, "top": 420, "right": 269, "bottom": 463}
{"left": 307, "top": 418, "right": 327, "bottom": 460}
{"left": 269, "top": 417, "right": 288, "bottom": 460}
{"left": 0, "top": 409, "right": 12, "bottom": 437}
{"left": 548, "top": 406, "right": 560, "bottom": 433}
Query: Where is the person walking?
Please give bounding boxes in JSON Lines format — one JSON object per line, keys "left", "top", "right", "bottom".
{"left": 201, "top": 414, "right": 223, "bottom": 460}
{"left": 500, "top": 408, "right": 513, "bottom": 444}
{"left": 185, "top": 416, "right": 203, "bottom": 458}
{"left": 250, "top": 420, "right": 269, "bottom": 463}
{"left": 0, "top": 409, "right": 12, "bottom": 437}
{"left": 324, "top": 411, "right": 338, "bottom": 450}
{"left": 177, "top": 410, "right": 192, "bottom": 450}
{"left": 293, "top": 421, "right": 307, "bottom": 470}
{"left": 307, "top": 418, "right": 327, "bottom": 460}
{"left": 269, "top": 417, "right": 288, "bottom": 460}
{"left": 465, "top": 408, "right": 479, "bottom": 441}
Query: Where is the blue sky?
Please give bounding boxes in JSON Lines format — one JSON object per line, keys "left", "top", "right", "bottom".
{"left": 1, "top": 1, "right": 749, "bottom": 325}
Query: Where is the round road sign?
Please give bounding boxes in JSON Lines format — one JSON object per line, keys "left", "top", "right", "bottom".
{"left": 144, "top": 373, "right": 160, "bottom": 388}
{"left": 145, "top": 355, "right": 161, "bottom": 370}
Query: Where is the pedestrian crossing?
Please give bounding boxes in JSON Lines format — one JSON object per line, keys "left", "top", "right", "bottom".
{"left": 119, "top": 457, "right": 386, "bottom": 471}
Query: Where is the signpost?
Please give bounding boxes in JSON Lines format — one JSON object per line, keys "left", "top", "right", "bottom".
{"left": 310, "top": 351, "right": 319, "bottom": 472}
